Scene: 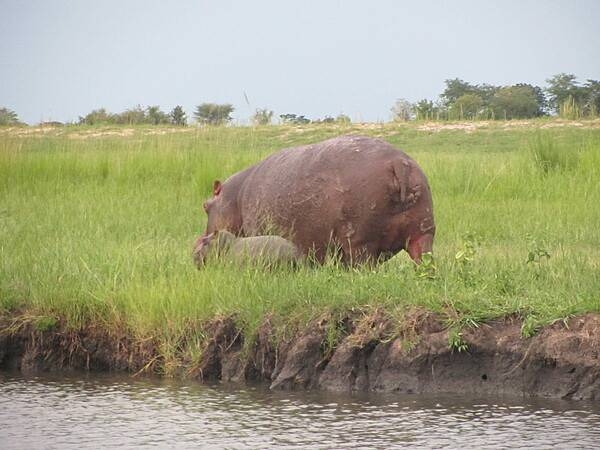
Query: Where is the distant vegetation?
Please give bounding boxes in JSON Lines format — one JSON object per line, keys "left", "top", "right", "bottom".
{"left": 394, "top": 73, "right": 600, "bottom": 121}
{"left": 252, "top": 108, "right": 274, "bottom": 126}
{"left": 77, "top": 105, "right": 187, "bottom": 126}
{"left": 193, "top": 103, "right": 234, "bottom": 126}
{"left": 0, "top": 107, "right": 24, "bottom": 126}
{"left": 1, "top": 73, "right": 599, "bottom": 127}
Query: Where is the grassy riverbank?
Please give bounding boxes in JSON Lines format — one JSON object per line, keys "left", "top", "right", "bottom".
{"left": 1, "top": 119, "right": 599, "bottom": 373}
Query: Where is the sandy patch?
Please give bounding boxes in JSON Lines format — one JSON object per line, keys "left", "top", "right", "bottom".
{"left": 416, "top": 122, "right": 488, "bottom": 133}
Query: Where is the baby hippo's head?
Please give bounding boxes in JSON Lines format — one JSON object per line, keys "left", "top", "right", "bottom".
{"left": 192, "top": 229, "right": 236, "bottom": 268}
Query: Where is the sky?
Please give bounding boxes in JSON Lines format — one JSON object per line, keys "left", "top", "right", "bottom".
{"left": 1, "top": 0, "right": 599, "bottom": 125}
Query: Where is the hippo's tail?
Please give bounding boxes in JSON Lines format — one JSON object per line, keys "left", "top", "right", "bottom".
{"left": 387, "top": 159, "right": 421, "bottom": 209}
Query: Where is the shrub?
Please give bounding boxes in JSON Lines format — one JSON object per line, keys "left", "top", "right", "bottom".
{"left": 194, "top": 103, "right": 234, "bottom": 125}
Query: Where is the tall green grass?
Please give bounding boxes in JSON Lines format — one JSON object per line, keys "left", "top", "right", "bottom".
{"left": 1, "top": 122, "right": 599, "bottom": 367}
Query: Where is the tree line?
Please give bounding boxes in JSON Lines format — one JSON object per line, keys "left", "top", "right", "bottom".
{"left": 392, "top": 73, "right": 600, "bottom": 121}
{"left": 77, "top": 105, "right": 188, "bottom": 126}
{"left": 1, "top": 73, "right": 598, "bottom": 127}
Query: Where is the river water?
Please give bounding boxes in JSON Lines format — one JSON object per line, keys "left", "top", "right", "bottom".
{"left": 1, "top": 372, "right": 599, "bottom": 449}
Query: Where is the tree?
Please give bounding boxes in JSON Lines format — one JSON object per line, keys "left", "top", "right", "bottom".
{"left": 170, "top": 106, "right": 187, "bottom": 126}
{"left": 314, "top": 116, "right": 335, "bottom": 123}
{"left": 440, "top": 79, "right": 499, "bottom": 118}
{"left": 194, "top": 103, "right": 234, "bottom": 125}
{"left": 476, "top": 83, "right": 500, "bottom": 105}
{"left": 146, "top": 105, "right": 170, "bottom": 125}
{"left": 391, "top": 98, "right": 414, "bottom": 121}
{"left": 78, "top": 108, "right": 116, "bottom": 125}
{"left": 582, "top": 79, "right": 600, "bottom": 116}
{"left": 414, "top": 99, "right": 435, "bottom": 120}
{"left": 450, "top": 94, "right": 483, "bottom": 119}
{"left": 440, "top": 78, "right": 479, "bottom": 106}
{"left": 0, "top": 107, "right": 21, "bottom": 126}
{"left": 489, "top": 85, "right": 544, "bottom": 119}
{"left": 545, "top": 73, "right": 585, "bottom": 114}
{"left": 517, "top": 83, "right": 547, "bottom": 116}
{"left": 116, "top": 105, "right": 146, "bottom": 125}
{"left": 279, "top": 113, "right": 310, "bottom": 124}
{"left": 251, "top": 108, "right": 274, "bottom": 126}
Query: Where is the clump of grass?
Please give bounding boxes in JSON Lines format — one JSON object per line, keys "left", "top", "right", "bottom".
{"left": 528, "top": 132, "right": 579, "bottom": 173}
{"left": 34, "top": 315, "right": 58, "bottom": 332}
{"left": 559, "top": 96, "right": 581, "bottom": 120}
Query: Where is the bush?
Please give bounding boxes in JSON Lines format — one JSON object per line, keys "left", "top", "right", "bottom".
{"left": 194, "top": 103, "right": 234, "bottom": 125}
{"left": 279, "top": 113, "right": 310, "bottom": 124}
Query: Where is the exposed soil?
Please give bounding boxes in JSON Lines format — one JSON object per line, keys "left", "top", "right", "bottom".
{"left": 1, "top": 312, "right": 599, "bottom": 400}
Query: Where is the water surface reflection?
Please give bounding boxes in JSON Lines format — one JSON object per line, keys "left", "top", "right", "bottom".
{"left": 1, "top": 372, "right": 599, "bottom": 449}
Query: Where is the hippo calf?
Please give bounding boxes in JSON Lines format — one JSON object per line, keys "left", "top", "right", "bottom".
{"left": 194, "top": 135, "right": 435, "bottom": 265}
{"left": 193, "top": 230, "right": 304, "bottom": 268}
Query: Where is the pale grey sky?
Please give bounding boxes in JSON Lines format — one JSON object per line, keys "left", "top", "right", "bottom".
{"left": 1, "top": 0, "right": 599, "bottom": 124}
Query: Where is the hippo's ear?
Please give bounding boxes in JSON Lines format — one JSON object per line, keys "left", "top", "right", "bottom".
{"left": 213, "top": 180, "right": 222, "bottom": 196}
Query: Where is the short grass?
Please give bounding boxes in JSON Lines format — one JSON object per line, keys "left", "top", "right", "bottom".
{"left": 1, "top": 120, "right": 599, "bottom": 369}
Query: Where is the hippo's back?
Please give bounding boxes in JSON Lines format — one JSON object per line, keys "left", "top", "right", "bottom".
{"left": 238, "top": 135, "right": 432, "bottom": 261}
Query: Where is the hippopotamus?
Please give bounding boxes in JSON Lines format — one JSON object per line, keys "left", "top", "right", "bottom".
{"left": 193, "top": 230, "right": 304, "bottom": 267}
{"left": 194, "top": 135, "right": 435, "bottom": 265}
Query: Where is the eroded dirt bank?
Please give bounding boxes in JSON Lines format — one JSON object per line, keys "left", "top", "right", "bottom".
{"left": 1, "top": 312, "right": 599, "bottom": 400}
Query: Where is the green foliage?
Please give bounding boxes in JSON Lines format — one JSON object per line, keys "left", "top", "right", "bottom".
{"left": 146, "top": 106, "right": 170, "bottom": 125}
{"left": 450, "top": 94, "right": 483, "bottom": 120}
{"left": 0, "top": 107, "right": 22, "bottom": 126}
{"left": 490, "top": 85, "right": 544, "bottom": 119}
{"left": 414, "top": 252, "right": 437, "bottom": 280}
{"left": 414, "top": 99, "right": 435, "bottom": 120}
{"left": 118, "top": 105, "right": 147, "bottom": 125}
{"left": 34, "top": 315, "right": 58, "bottom": 332}
{"left": 78, "top": 108, "right": 114, "bottom": 125}
{"left": 448, "top": 328, "right": 468, "bottom": 352}
{"left": 545, "top": 73, "right": 600, "bottom": 117}
{"left": 414, "top": 73, "right": 600, "bottom": 121}
{"left": 454, "top": 232, "right": 480, "bottom": 279}
{"left": 194, "top": 103, "right": 234, "bottom": 125}
{"left": 526, "top": 235, "right": 550, "bottom": 264}
{"left": 440, "top": 78, "right": 481, "bottom": 106}
{"left": 545, "top": 73, "right": 582, "bottom": 114}
{"left": 520, "top": 315, "right": 540, "bottom": 338}
{"left": 252, "top": 108, "right": 274, "bottom": 126}
{"left": 583, "top": 79, "right": 600, "bottom": 117}
{"left": 78, "top": 105, "right": 176, "bottom": 126}
{"left": 315, "top": 116, "right": 335, "bottom": 124}
{"left": 170, "top": 106, "right": 187, "bottom": 126}
{"left": 279, "top": 113, "right": 310, "bottom": 124}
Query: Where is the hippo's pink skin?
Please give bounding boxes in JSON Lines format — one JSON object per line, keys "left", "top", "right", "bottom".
{"left": 195, "top": 135, "right": 435, "bottom": 264}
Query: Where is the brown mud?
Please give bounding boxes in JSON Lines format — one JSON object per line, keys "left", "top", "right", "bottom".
{"left": 1, "top": 312, "right": 599, "bottom": 400}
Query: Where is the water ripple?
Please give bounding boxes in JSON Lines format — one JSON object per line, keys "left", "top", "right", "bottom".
{"left": 1, "top": 373, "right": 599, "bottom": 449}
